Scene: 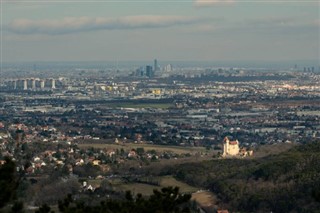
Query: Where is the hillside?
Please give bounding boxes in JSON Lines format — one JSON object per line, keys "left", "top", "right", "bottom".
{"left": 169, "top": 142, "right": 320, "bottom": 212}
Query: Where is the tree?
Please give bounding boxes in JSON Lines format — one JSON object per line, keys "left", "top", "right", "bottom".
{"left": 11, "top": 201, "right": 24, "bottom": 213}
{"left": 136, "top": 148, "right": 145, "bottom": 156}
{"left": 56, "top": 187, "right": 192, "bottom": 213}
{"left": 0, "top": 157, "right": 18, "bottom": 208}
{"left": 147, "top": 186, "right": 192, "bottom": 213}
{"left": 35, "top": 204, "right": 51, "bottom": 213}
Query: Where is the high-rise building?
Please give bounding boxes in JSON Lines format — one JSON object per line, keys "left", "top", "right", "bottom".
{"left": 45, "top": 78, "right": 56, "bottom": 89}
{"left": 31, "top": 79, "right": 36, "bottom": 90}
{"left": 146, "top": 65, "right": 154, "bottom": 78}
{"left": 40, "top": 80, "right": 45, "bottom": 89}
{"left": 154, "top": 59, "right": 158, "bottom": 72}
{"left": 13, "top": 80, "right": 17, "bottom": 90}
{"left": 165, "top": 64, "right": 172, "bottom": 72}
{"left": 7, "top": 80, "right": 17, "bottom": 90}
{"left": 51, "top": 79, "right": 56, "bottom": 89}
{"left": 135, "top": 67, "right": 145, "bottom": 77}
{"left": 23, "top": 79, "right": 28, "bottom": 90}
{"left": 27, "top": 78, "right": 35, "bottom": 90}
{"left": 5, "top": 78, "right": 60, "bottom": 90}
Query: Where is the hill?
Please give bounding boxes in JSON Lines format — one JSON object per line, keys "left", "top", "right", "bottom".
{"left": 168, "top": 142, "right": 320, "bottom": 212}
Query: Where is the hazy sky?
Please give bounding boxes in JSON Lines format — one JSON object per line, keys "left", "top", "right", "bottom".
{"left": 1, "top": 0, "right": 319, "bottom": 63}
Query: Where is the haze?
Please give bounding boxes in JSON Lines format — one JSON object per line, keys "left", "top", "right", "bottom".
{"left": 1, "top": 0, "right": 319, "bottom": 63}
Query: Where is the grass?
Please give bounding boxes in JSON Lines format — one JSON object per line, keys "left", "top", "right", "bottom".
{"left": 87, "top": 179, "right": 103, "bottom": 187}
{"left": 191, "top": 191, "right": 217, "bottom": 208}
{"left": 88, "top": 175, "right": 199, "bottom": 196}
{"left": 160, "top": 176, "right": 198, "bottom": 193}
{"left": 114, "top": 176, "right": 198, "bottom": 195}
{"left": 78, "top": 143, "right": 207, "bottom": 155}
{"left": 87, "top": 176, "right": 216, "bottom": 207}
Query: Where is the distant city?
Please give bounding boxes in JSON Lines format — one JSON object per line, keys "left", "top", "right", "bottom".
{"left": 1, "top": 58, "right": 320, "bottom": 212}
{"left": 1, "top": 59, "right": 319, "bottom": 145}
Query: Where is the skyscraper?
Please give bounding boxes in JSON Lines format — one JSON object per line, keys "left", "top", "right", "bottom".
{"left": 146, "top": 65, "right": 154, "bottom": 78}
{"left": 154, "top": 59, "right": 158, "bottom": 72}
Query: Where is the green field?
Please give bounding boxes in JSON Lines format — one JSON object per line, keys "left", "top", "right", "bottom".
{"left": 159, "top": 176, "right": 198, "bottom": 193}
{"left": 89, "top": 176, "right": 198, "bottom": 196}
{"left": 78, "top": 143, "right": 207, "bottom": 155}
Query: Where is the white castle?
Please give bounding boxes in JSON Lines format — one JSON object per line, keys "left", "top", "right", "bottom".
{"left": 222, "top": 137, "right": 240, "bottom": 157}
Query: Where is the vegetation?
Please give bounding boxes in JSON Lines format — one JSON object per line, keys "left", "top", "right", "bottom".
{"left": 0, "top": 157, "right": 194, "bottom": 212}
{"left": 167, "top": 141, "right": 320, "bottom": 212}
{"left": 78, "top": 143, "right": 207, "bottom": 155}
{"left": 0, "top": 157, "right": 19, "bottom": 209}
{"left": 104, "top": 176, "right": 198, "bottom": 196}
{"left": 2, "top": 142, "right": 320, "bottom": 212}
{"left": 38, "top": 187, "right": 192, "bottom": 213}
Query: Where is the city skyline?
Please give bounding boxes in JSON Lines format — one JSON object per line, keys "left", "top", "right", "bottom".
{"left": 1, "top": 0, "right": 319, "bottom": 63}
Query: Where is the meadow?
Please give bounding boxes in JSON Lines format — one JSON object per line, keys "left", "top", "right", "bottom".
{"left": 78, "top": 142, "right": 207, "bottom": 155}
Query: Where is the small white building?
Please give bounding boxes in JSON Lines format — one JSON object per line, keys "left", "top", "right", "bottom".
{"left": 222, "top": 137, "right": 239, "bottom": 157}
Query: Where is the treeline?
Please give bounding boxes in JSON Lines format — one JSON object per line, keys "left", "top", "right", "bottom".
{"left": 168, "top": 141, "right": 320, "bottom": 212}
{"left": 53, "top": 187, "right": 192, "bottom": 213}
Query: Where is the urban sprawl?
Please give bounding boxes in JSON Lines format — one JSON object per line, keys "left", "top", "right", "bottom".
{"left": 0, "top": 61, "right": 319, "bottom": 210}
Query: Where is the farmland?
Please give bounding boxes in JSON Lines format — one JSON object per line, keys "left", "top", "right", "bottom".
{"left": 78, "top": 142, "right": 208, "bottom": 155}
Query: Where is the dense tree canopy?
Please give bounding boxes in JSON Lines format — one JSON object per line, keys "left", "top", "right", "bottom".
{"left": 55, "top": 187, "right": 192, "bottom": 213}
{"left": 170, "top": 141, "right": 320, "bottom": 212}
{"left": 0, "top": 157, "right": 19, "bottom": 208}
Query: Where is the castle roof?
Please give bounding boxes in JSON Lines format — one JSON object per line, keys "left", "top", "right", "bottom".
{"left": 229, "top": 140, "right": 238, "bottom": 145}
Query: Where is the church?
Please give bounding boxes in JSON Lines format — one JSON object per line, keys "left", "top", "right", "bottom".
{"left": 222, "top": 137, "right": 240, "bottom": 157}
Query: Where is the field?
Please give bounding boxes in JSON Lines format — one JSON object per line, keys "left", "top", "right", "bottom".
{"left": 160, "top": 176, "right": 198, "bottom": 193}
{"left": 191, "top": 191, "right": 217, "bottom": 208}
{"left": 78, "top": 142, "right": 207, "bottom": 155}
{"left": 89, "top": 175, "right": 199, "bottom": 196}
{"left": 87, "top": 175, "right": 215, "bottom": 208}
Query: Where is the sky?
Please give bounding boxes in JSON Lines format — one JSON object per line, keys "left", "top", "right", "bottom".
{"left": 1, "top": 0, "right": 319, "bottom": 64}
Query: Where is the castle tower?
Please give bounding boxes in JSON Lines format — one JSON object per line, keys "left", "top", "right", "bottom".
{"left": 222, "top": 137, "right": 229, "bottom": 157}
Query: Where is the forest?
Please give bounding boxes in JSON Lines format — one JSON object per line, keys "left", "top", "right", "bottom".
{"left": 167, "top": 141, "right": 320, "bottom": 212}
